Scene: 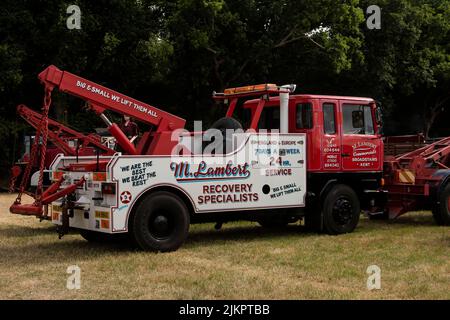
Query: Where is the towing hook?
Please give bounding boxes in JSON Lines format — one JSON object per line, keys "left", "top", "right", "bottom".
{"left": 214, "top": 222, "right": 223, "bottom": 230}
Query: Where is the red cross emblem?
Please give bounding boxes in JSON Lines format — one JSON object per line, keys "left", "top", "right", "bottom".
{"left": 120, "top": 191, "right": 132, "bottom": 204}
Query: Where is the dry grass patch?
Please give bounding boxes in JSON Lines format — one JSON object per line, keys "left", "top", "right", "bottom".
{"left": 0, "top": 193, "right": 448, "bottom": 299}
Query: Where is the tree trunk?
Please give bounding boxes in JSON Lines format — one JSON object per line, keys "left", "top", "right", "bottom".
{"left": 424, "top": 96, "right": 449, "bottom": 139}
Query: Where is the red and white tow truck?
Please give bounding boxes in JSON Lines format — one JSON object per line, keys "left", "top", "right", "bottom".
{"left": 9, "top": 66, "right": 450, "bottom": 251}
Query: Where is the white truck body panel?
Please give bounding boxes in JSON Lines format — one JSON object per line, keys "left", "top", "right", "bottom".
{"left": 49, "top": 133, "right": 307, "bottom": 233}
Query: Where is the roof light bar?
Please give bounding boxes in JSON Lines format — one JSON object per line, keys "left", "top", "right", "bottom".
{"left": 223, "top": 83, "right": 278, "bottom": 95}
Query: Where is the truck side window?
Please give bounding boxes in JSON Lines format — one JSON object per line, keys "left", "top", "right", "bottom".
{"left": 322, "top": 103, "right": 336, "bottom": 134}
{"left": 343, "top": 104, "right": 374, "bottom": 135}
{"left": 296, "top": 103, "right": 312, "bottom": 129}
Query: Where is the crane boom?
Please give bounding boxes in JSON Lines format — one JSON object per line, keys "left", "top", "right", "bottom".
{"left": 37, "top": 65, "right": 186, "bottom": 155}
{"left": 9, "top": 65, "right": 188, "bottom": 216}
{"left": 17, "top": 104, "right": 115, "bottom": 157}
{"left": 38, "top": 65, "right": 186, "bottom": 131}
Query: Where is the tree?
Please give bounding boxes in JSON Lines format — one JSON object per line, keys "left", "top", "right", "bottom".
{"left": 358, "top": 0, "right": 450, "bottom": 138}
{"left": 1, "top": 0, "right": 450, "bottom": 185}
{"left": 162, "top": 0, "right": 366, "bottom": 125}
{"left": 0, "top": 0, "right": 173, "bottom": 172}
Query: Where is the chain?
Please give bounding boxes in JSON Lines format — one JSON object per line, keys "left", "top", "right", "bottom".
{"left": 8, "top": 173, "right": 17, "bottom": 193}
{"left": 34, "top": 87, "right": 52, "bottom": 205}
{"left": 14, "top": 85, "right": 53, "bottom": 205}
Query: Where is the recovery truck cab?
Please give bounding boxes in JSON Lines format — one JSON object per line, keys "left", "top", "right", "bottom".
{"left": 218, "top": 89, "right": 384, "bottom": 233}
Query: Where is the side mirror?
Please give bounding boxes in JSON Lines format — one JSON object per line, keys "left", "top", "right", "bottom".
{"left": 375, "top": 106, "right": 383, "bottom": 135}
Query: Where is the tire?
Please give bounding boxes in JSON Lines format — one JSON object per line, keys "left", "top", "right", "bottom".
{"left": 322, "top": 184, "right": 360, "bottom": 235}
{"left": 210, "top": 116, "right": 243, "bottom": 131}
{"left": 432, "top": 183, "right": 450, "bottom": 226}
{"left": 204, "top": 117, "right": 243, "bottom": 154}
{"left": 130, "top": 191, "right": 190, "bottom": 252}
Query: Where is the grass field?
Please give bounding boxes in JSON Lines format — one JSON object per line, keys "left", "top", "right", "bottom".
{"left": 0, "top": 193, "right": 449, "bottom": 300}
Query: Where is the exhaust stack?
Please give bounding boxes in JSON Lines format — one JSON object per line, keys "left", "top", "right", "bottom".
{"left": 279, "top": 84, "right": 296, "bottom": 133}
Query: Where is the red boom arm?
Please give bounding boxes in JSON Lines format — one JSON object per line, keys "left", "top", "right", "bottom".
{"left": 10, "top": 65, "right": 187, "bottom": 217}
{"left": 38, "top": 65, "right": 186, "bottom": 155}
{"left": 17, "top": 104, "right": 115, "bottom": 157}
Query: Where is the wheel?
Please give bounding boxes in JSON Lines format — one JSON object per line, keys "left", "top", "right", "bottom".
{"left": 322, "top": 184, "right": 360, "bottom": 235}
{"left": 79, "top": 229, "right": 124, "bottom": 242}
{"left": 432, "top": 183, "right": 450, "bottom": 226}
{"left": 204, "top": 117, "right": 243, "bottom": 154}
{"left": 130, "top": 191, "right": 190, "bottom": 252}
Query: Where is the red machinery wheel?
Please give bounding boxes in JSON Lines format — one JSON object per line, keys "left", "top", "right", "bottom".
{"left": 432, "top": 183, "right": 450, "bottom": 226}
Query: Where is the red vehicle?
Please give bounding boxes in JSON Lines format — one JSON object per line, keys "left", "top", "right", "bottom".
{"left": 226, "top": 92, "right": 385, "bottom": 231}
{"left": 8, "top": 67, "right": 450, "bottom": 252}
{"left": 11, "top": 104, "right": 116, "bottom": 191}
{"left": 236, "top": 92, "right": 450, "bottom": 226}
{"left": 17, "top": 104, "right": 116, "bottom": 158}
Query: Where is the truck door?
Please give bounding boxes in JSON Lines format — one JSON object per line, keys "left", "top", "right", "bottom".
{"left": 320, "top": 99, "right": 341, "bottom": 171}
{"left": 339, "top": 101, "right": 382, "bottom": 171}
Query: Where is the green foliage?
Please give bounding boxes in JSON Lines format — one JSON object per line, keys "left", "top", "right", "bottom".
{"left": 357, "top": 0, "right": 450, "bottom": 136}
{"left": 161, "top": 0, "right": 369, "bottom": 123}
{"left": 0, "top": 0, "right": 449, "bottom": 171}
{"left": 0, "top": 44, "right": 23, "bottom": 93}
